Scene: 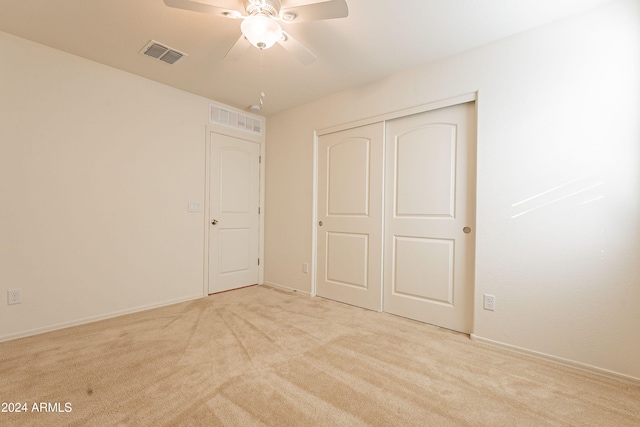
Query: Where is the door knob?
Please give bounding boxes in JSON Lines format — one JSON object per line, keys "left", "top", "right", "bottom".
{"left": 318, "top": 221, "right": 323, "bottom": 226}
{"left": 211, "top": 219, "right": 218, "bottom": 225}
{"left": 463, "top": 226, "right": 471, "bottom": 234}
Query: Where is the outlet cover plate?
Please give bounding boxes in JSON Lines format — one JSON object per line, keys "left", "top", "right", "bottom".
{"left": 8, "top": 289, "right": 22, "bottom": 305}
{"left": 483, "top": 294, "right": 495, "bottom": 311}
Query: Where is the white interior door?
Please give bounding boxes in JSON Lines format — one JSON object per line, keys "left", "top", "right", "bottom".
{"left": 209, "top": 132, "right": 260, "bottom": 294}
{"left": 384, "top": 102, "right": 476, "bottom": 333}
{"left": 316, "top": 123, "right": 384, "bottom": 311}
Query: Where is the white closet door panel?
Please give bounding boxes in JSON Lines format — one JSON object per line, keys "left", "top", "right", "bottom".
{"left": 384, "top": 102, "right": 476, "bottom": 333}
{"left": 317, "top": 122, "right": 384, "bottom": 311}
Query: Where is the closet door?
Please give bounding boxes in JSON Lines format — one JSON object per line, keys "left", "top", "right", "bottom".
{"left": 316, "top": 123, "right": 384, "bottom": 311}
{"left": 384, "top": 102, "right": 476, "bottom": 333}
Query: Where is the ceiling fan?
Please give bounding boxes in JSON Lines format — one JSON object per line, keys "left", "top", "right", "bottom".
{"left": 163, "top": 0, "right": 349, "bottom": 65}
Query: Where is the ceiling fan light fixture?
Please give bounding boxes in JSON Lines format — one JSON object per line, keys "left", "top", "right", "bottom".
{"left": 223, "top": 10, "right": 242, "bottom": 19}
{"left": 281, "top": 11, "right": 296, "bottom": 22}
{"left": 241, "top": 14, "right": 283, "bottom": 49}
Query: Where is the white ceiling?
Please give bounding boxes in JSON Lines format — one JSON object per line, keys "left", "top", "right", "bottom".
{"left": 0, "top": 0, "right": 614, "bottom": 115}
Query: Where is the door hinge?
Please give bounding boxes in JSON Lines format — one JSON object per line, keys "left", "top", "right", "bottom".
{"left": 259, "top": 155, "right": 262, "bottom": 163}
{"left": 258, "top": 207, "right": 261, "bottom": 214}
{"left": 258, "top": 258, "right": 260, "bottom": 266}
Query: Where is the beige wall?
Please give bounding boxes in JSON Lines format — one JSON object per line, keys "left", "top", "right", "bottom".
{"left": 1, "top": 0, "right": 638, "bottom": 383}
{"left": 265, "top": 0, "right": 640, "bottom": 380}
{"left": 0, "top": 31, "right": 210, "bottom": 339}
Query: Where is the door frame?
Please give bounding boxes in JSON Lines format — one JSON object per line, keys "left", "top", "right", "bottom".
{"left": 311, "top": 92, "right": 477, "bottom": 299}
{"left": 204, "top": 124, "right": 265, "bottom": 296}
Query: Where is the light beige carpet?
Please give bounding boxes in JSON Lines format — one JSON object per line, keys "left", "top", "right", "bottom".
{"left": 1, "top": 285, "right": 638, "bottom": 426}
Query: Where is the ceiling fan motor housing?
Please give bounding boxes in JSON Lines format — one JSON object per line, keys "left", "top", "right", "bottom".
{"left": 244, "top": 0, "right": 281, "bottom": 18}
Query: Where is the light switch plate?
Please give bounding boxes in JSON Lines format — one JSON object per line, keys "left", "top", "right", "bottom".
{"left": 188, "top": 202, "right": 203, "bottom": 212}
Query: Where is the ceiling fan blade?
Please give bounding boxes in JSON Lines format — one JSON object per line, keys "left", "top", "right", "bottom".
{"left": 281, "top": 0, "right": 348, "bottom": 23}
{"left": 224, "top": 35, "right": 251, "bottom": 61}
{"left": 163, "top": 0, "right": 242, "bottom": 17}
{"left": 278, "top": 31, "right": 317, "bottom": 65}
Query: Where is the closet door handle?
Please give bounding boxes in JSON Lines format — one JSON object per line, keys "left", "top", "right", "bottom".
{"left": 211, "top": 219, "right": 218, "bottom": 225}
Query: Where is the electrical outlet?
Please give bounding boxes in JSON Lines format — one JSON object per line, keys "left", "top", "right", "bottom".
{"left": 8, "top": 289, "right": 22, "bottom": 305}
{"left": 483, "top": 294, "right": 495, "bottom": 311}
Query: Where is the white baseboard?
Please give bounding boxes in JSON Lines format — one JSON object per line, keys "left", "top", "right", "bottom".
{"left": 470, "top": 334, "right": 640, "bottom": 386}
{"left": 262, "top": 281, "right": 311, "bottom": 296}
{"left": 0, "top": 294, "right": 204, "bottom": 343}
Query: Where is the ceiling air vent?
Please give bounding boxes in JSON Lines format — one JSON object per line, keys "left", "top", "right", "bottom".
{"left": 140, "top": 40, "right": 186, "bottom": 65}
{"left": 210, "top": 103, "right": 264, "bottom": 136}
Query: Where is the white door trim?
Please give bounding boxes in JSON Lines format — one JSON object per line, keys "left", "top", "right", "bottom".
{"left": 204, "top": 124, "right": 265, "bottom": 296}
{"left": 317, "top": 92, "right": 477, "bottom": 137}
{"left": 311, "top": 131, "right": 319, "bottom": 297}
{"left": 311, "top": 91, "right": 478, "bottom": 306}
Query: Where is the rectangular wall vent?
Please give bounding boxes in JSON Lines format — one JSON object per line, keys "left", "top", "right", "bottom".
{"left": 140, "top": 40, "right": 186, "bottom": 65}
{"left": 209, "top": 103, "right": 264, "bottom": 136}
